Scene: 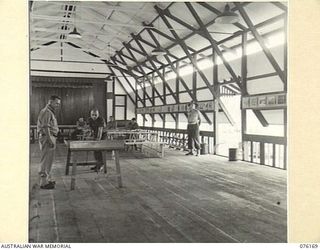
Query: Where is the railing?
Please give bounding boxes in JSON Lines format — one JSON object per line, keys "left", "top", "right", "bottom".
{"left": 141, "top": 126, "right": 215, "bottom": 154}
{"left": 242, "top": 134, "right": 287, "bottom": 169}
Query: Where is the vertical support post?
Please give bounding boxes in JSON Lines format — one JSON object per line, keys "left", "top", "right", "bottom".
{"left": 283, "top": 107, "right": 287, "bottom": 170}
{"left": 135, "top": 79, "right": 138, "bottom": 119}
{"left": 250, "top": 141, "right": 253, "bottom": 163}
{"left": 213, "top": 50, "right": 219, "bottom": 155}
{"left": 272, "top": 143, "right": 276, "bottom": 167}
{"left": 124, "top": 95, "right": 127, "bottom": 120}
{"left": 192, "top": 54, "right": 197, "bottom": 100}
{"left": 260, "top": 142, "right": 265, "bottom": 165}
{"left": 112, "top": 78, "right": 115, "bottom": 118}
{"left": 241, "top": 32, "right": 248, "bottom": 161}
{"left": 283, "top": 13, "right": 287, "bottom": 170}
{"left": 143, "top": 77, "right": 146, "bottom": 127}
{"left": 162, "top": 68, "right": 166, "bottom": 129}
{"left": 151, "top": 73, "right": 155, "bottom": 128}
{"left": 176, "top": 61, "right": 180, "bottom": 130}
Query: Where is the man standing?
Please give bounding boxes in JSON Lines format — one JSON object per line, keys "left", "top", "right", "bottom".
{"left": 88, "top": 109, "right": 106, "bottom": 171}
{"left": 37, "top": 95, "right": 61, "bottom": 189}
{"left": 186, "top": 102, "right": 201, "bottom": 156}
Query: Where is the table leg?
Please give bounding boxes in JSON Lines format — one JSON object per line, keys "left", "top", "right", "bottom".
{"left": 102, "top": 150, "right": 107, "bottom": 174}
{"left": 65, "top": 148, "right": 71, "bottom": 175}
{"left": 70, "top": 152, "right": 78, "bottom": 190}
{"left": 114, "top": 150, "right": 122, "bottom": 188}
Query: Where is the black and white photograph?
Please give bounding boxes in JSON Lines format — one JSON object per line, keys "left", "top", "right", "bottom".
{"left": 28, "top": 0, "right": 288, "bottom": 243}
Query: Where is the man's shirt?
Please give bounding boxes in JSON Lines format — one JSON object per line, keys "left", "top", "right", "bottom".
{"left": 187, "top": 109, "right": 201, "bottom": 124}
{"left": 88, "top": 117, "right": 105, "bottom": 138}
{"left": 37, "top": 104, "right": 59, "bottom": 136}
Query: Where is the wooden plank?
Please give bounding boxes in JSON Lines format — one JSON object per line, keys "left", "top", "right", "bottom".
{"left": 30, "top": 144, "right": 286, "bottom": 243}
{"left": 69, "top": 140, "right": 125, "bottom": 151}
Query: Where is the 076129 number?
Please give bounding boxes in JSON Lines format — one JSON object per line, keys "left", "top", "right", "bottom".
{"left": 300, "top": 244, "right": 318, "bottom": 248}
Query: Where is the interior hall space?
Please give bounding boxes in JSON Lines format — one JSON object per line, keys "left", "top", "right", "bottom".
{"left": 29, "top": 1, "right": 288, "bottom": 243}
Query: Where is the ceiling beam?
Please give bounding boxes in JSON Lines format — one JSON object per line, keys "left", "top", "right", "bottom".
{"left": 234, "top": 2, "right": 286, "bottom": 85}
{"left": 122, "top": 42, "right": 164, "bottom": 105}
{"left": 185, "top": 2, "right": 242, "bottom": 88}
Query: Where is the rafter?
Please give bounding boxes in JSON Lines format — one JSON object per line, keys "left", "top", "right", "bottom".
{"left": 185, "top": 3, "right": 242, "bottom": 88}
{"left": 110, "top": 57, "right": 144, "bottom": 105}
{"left": 132, "top": 34, "right": 178, "bottom": 102}
{"left": 107, "top": 65, "right": 136, "bottom": 106}
{"left": 234, "top": 2, "right": 286, "bottom": 85}
{"left": 122, "top": 42, "right": 166, "bottom": 107}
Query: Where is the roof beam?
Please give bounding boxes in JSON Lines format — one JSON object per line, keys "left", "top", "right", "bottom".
{"left": 185, "top": 2, "right": 242, "bottom": 89}
{"left": 234, "top": 2, "right": 286, "bottom": 85}
{"left": 144, "top": 26, "right": 212, "bottom": 124}
{"left": 131, "top": 34, "right": 177, "bottom": 122}
{"left": 122, "top": 42, "right": 165, "bottom": 105}
{"left": 107, "top": 66, "right": 136, "bottom": 106}
{"left": 156, "top": 5, "right": 234, "bottom": 126}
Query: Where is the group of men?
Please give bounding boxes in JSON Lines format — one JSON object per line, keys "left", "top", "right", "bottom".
{"left": 36, "top": 95, "right": 139, "bottom": 189}
{"left": 36, "top": 95, "right": 201, "bottom": 190}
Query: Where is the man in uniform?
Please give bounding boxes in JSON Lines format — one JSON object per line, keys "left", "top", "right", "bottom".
{"left": 186, "top": 102, "right": 201, "bottom": 156}
{"left": 88, "top": 109, "right": 106, "bottom": 171}
{"left": 37, "top": 95, "right": 61, "bottom": 189}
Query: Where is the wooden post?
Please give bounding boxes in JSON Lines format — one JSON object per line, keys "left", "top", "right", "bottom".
{"left": 70, "top": 152, "right": 78, "bottom": 190}
{"left": 151, "top": 73, "right": 155, "bottom": 128}
{"left": 192, "top": 54, "right": 197, "bottom": 100}
{"left": 213, "top": 51, "right": 219, "bottom": 155}
{"left": 241, "top": 33, "right": 248, "bottom": 161}
{"left": 283, "top": 107, "right": 287, "bottom": 170}
{"left": 114, "top": 150, "right": 123, "bottom": 188}
{"left": 65, "top": 147, "right": 71, "bottom": 175}
{"left": 176, "top": 61, "right": 180, "bottom": 130}
{"left": 102, "top": 150, "right": 107, "bottom": 174}
{"left": 260, "top": 142, "right": 265, "bottom": 165}
{"left": 143, "top": 77, "right": 146, "bottom": 127}
{"left": 163, "top": 68, "right": 166, "bottom": 129}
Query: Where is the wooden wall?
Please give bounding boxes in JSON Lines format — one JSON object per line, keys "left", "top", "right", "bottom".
{"left": 30, "top": 76, "right": 106, "bottom": 125}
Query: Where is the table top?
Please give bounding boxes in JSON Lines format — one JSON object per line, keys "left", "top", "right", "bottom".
{"left": 68, "top": 140, "right": 125, "bottom": 151}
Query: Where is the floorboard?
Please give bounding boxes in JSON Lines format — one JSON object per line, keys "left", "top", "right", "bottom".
{"left": 29, "top": 143, "right": 287, "bottom": 243}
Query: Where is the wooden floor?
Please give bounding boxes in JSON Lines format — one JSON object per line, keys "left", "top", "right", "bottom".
{"left": 29, "top": 143, "right": 287, "bottom": 243}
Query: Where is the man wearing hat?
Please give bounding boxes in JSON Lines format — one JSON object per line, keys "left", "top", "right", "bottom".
{"left": 186, "top": 101, "right": 201, "bottom": 156}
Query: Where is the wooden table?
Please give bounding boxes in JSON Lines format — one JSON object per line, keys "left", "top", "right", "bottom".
{"left": 65, "top": 140, "right": 125, "bottom": 190}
